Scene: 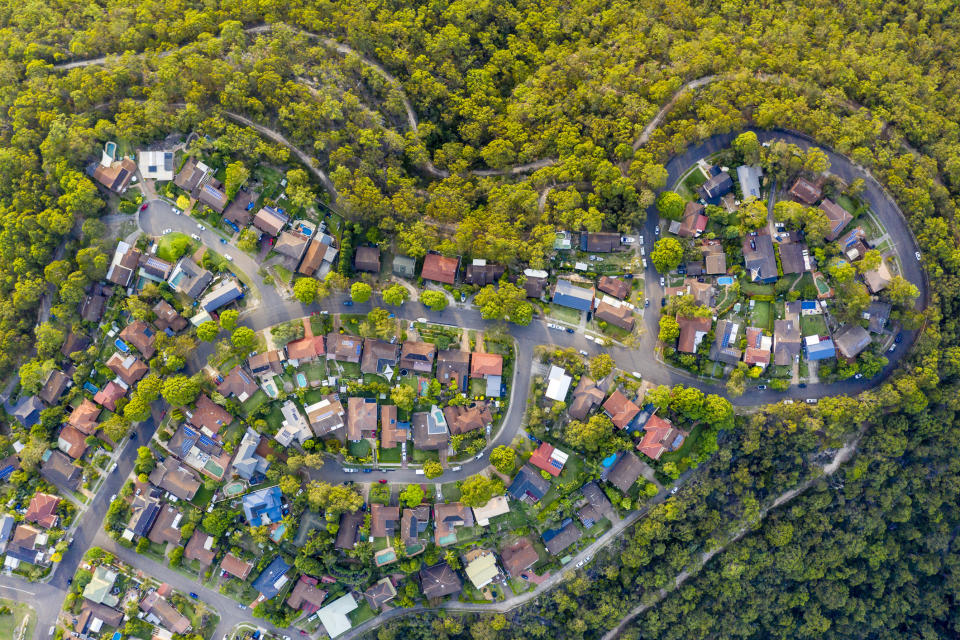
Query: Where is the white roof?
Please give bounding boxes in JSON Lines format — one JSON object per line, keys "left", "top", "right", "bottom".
{"left": 545, "top": 366, "right": 572, "bottom": 402}
{"left": 472, "top": 495, "right": 510, "bottom": 526}
{"left": 138, "top": 150, "right": 175, "bottom": 181}
{"left": 524, "top": 268, "right": 549, "bottom": 279}
{"left": 317, "top": 593, "right": 358, "bottom": 638}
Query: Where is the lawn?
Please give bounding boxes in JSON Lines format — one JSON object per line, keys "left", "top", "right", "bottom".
{"left": 241, "top": 390, "right": 269, "bottom": 416}
{"left": 348, "top": 440, "right": 371, "bottom": 457}
{"left": 0, "top": 599, "right": 35, "bottom": 640}
{"left": 469, "top": 378, "right": 487, "bottom": 397}
{"left": 340, "top": 314, "right": 366, "bottom": 336}
{"left": 548, "top": 304, "right": 581, "bottom": 325}
{"left": 264, "top": 404, "right": 285, "bottom": 432}
{"left": 363, "top": 373, "right": 389, "bottom": 386}
{"left": 441, "top": 482, "right": 461, "bottom": 502}
{"left": 191, "top": 485, "right": 214, "bottom": 509}
{"left": 378, "top": 446, "right": 402, "bottom": 463}
{"left": 302, "top": 359, "right": 327, "bottom": 381}
{"left": 800, "top": 314, "right": 828, "bottom": 337}
{"left": 741, "top": 282, "right": 775, "bottom": 296}
{"left": 750, "top": 301, "right": 771, "bottom": 330}
{"left": 675, "top": 166, "right": 707, "bottom": 200}
{"left": 310, "top": 314, "right": 331, "bottom": 335}
{"left": 659, "top": 422, "right": 703, "bottom": 469}
{"left": 348, "top": 600, "right": 376, "bottom": 626}
{"left": 411, "top": 448, "right": 439, "bottom": 463}
{"left": 156, "top": 233, "right": 194, "bottom": 262}
{"left": 271, "top": 264, "right": 293, "bottom": 284}
{"left": 304, "top": 388, "right": 327, "bottom": 404}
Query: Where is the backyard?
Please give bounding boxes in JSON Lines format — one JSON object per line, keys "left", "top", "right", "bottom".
{"left": 0, "top": 600, "right": 34, "bottom": 640}
{"left": 800, "top": 313, "right": 829, "bottom": 337}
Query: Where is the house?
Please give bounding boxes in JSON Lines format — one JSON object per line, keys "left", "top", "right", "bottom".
{"left": 353, "top": 246, "right": 381, "bottom": 273}
{"left": 568, "top": 376, "right": 606, "bottom": 420}
{"left": 742, "top": 233, "right": 778, "bottom": 283}
{"left": 138, "top": 150, "right": 175, "bottom": 181}
{"left": 711, "top": 319, "right": 743, "bottom": 365}
{"left": 705, "top": 251, "right": 727, "bottom": 275}
{"left": 148, "top": 458, "right": 201, "bottom": 501}
{"left": 773, "top": 319, "right": 802, "bottom": 366}
{"left": 579, "top": 481, "right": 615, "bottom": 526}
{"left": 400, "top": 505, "right": 430, "bottom": 546}
{"left": 232, "top": 428, "right": 270, "bottom": 480}
{"left": 421, "top": 253, "right": 460, "bottom": 284}
{"left": 737, "top": 165, "right": 763, "bottom": 199}
{"left": 528, "top": 442, "right": 568, "bottom": 477}
{"left": 686, "top": 261, "right": 705, "bottom": 277}
{"left": 607, "top": 452, "right": 643, "bottom": 492}
{"left": 501, "top": 538, "right": 539, "bottom": 577}
{"left": 248, "top": 350, "right": 283, "bottom": 376}
{"left": 326, "top": 333, "right": 362, "bottom": 363}
{"left": 392, "top": 254, "right": 417, "bottom": 278}
{"left": 370, "top": 504, "right": 400, "bottom": 538}
{"left": 147, "top": 504, "right": 183, "bottom": 545}
{"left": 544, "top": 365, "right": 572, "bottom": 402}
{"left": 304, "top": 397, "right": 346, "bottom": 437}
{"left": 779, "top": 243, "right": 810, "bottom": 275}
{"left": 380, "top": 405, "right": 407, "bottom": 449}
{"left": 684, "top": 280, "right": 716, "bottom": 308}
{"left": 275, "top": 400, "right": 312, "bottom": 447}
{"left": 603, "top": 389, "right": 640, "bottom": 429}
{"left": 274, "top": 231, "right": 311, "bottom": 268}
{"left": 188, "top": 395, "right": 233, "bottom": 434}
{"left": 106, "top": 352, "right": 148, "bottom": 386}
{"left": 411, "top": 408, "right": 449, "bottom": 450}
{"left": 364, "top": 578, "right": 397, "bottom": 612}
{"left": 580, "top": 232, "right": 621, "bottom": 253}
{"left": 61, "top": 332, "right": 91, "bottom": 358}
{"left": 863, "top": 259, "right": 892, "bottom": 293}
{"left": 75, "top": 601, "right": 124, "bottom": 634}
{"left": 597, "top": 276, "right": 630, "bottom": 299}
{"left": 140, "top": 591, "right": 191, "bottom": 634}
{"left": 4, "top": 524, "right": 44, "bottom": 567}
{"left": 420, "top": 563, "right": 462, "bottom": 599}
{"left": 316, "top": 593, "right": 358, "bottom": 639}
{"left": 519, "top": 268, "right": 549, "bottom": 298}
{"left": 252, "top": 207, "right": 289, "bottom": 237}
{"left": 10, "top": 396, "right": 43, "bottom": 428}
{"left": 217, "top": 365, "right": 259, "bottom": 402}
{"left": 223, "top": 188, "right": 258, "bottom": 228}
{"left": 743, "top": 327, "right": 772, "bottom": 367}
{"left": 346, "top": 397, "right": 378, "bottom": 442}
{"left": 153, "top": 300, "right": 189, "bottom": 333}
{"left": 594, "top": 299, "right": 635, "bottom": 331}
{"left": 287, "top": 575, "right": 327, "bottom": 614}
{"left": 699, "top": 172, "right": 733, "bottom": 203}
{"left": 82, "top": 565, "right": 120, "bottom": 607}
{"left": 40, "top": 451, "right": 82, "bottom": 490}
{"left": 25, "top": 493, "right": 60, "bottom": 529}
{"left": 166, "top": 424, "right": 232, "bottom": 480}
{"left": 125, "top": 495, "right": 161, "bottom": 539}
{"left": 80, "top": 284, "right": 111, "bottom": 323}
{"left": 220, "top": 553, "right": 254, "bottom": 580}
{"left": 819, "top": 199, "right": 854, "bottom": 241}
{"left": 464, "top": 549, "right": 500, "bottom": 589}
{"left": 507, "top": 465, "right": 550, "bottom": 504}
{"left": 443, "top": 403, "right": 492, "bottom": 435}
{"left": 864, "top": 301, "right": 892, "bottom": 333}
{"left": 637, "top": 414, "right": 685, "bottom": 460}
{"left": 251, "top": 555, "right": 291, "bottom": 600}
{"left": 470, "top": 352, "right": 503, "bottom": 380}
{"left": 199, "top": 279, "right": 243, "bottom": 313}
{"left": 106, "top": 241, "right": 142, "bottom": 288}
{"left": 93, "top": 381, "right": 126, "bottom": 411}
{"left": 299, "top": 234, "right": 339, "bottom": 276}
{"left": 436, "top": 350, "right": 470, "bottom": 391}
{"left": 168, "top": 257, "right": 213, "bottom": 299}
{"left": 400, "top": 341, "right": 436, "bottom": 373}
{"left": 552, "top": 280, "right": 595, "bottom": 312}
{"left": 0, "top": 457, "right": 17, "bottom": 484}
{"left": 39, "top": 370, "right": 70, "bottom": 406}
{"left": 92, "top": 155, "right": 137, "bottom": 193}
{"left": 543, "top": 521, "right": 582, "bottom": 556}
{"left": 335, "top": 511, "right": 364, "bottom": 550}
{"left": 196, "top": 178, "right": 228, "bottom": 212}
{"left": 57, "top": 426, "right": 87, "bottom": 459}
{"left": 834, "top": 324, "right": 872, "bottom": 359}
{"left": 789, "top": 177, "right": 822, "bottom": 204}
{"left": 677, "top": 315, "right": 712, "bottom": 353}
{"left": 174, "top": 157, "right": 210, "bottom": 192}
{"left": 139, "top": 254, "right": 174, "bottom": 282}
{"left": 472, "top": 495, "right": 510, "bottom": 526}
{"left": 360, "top": 339, "right": 398, "bottom": 375}
{"left": 184, "top": 530, "right": 217, "bottom": 566}
{"left": 804, "top": 335, "right": 837, "bottom": 361}
{"left": 434, "top": 502, "right": 474, "bottom": 546}
{"left": 677, "top": 201, "right": 708, "bottom": 237}
{"left": 464, "top": 260, "right": 505, "bottom": 286}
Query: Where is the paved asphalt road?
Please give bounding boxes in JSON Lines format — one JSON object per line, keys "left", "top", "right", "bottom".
{"left": 1, "top": 130, "right": 927, "bottom": 640}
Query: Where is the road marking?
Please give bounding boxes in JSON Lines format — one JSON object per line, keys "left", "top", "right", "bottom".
{"left": 0, "top": 585, "right": 35, "bottom": 595}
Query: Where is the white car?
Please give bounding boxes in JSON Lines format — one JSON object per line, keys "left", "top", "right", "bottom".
{"left": 805, "top": 398, "right": 818, "bottom": 404}
{"left": 342, "top": 468, "right": 357, "bottom": 473}
{"left": 109, "top": 462, "right": 117, "bottom": 473}
{"left": 224, "top": 254, "right": 234, "bottom": 262}
{"left": 576, "top": 561, "right": 584, "bottom": 568}
{"left": 655, "top": 225, "right": 660, "bottom": 235}
{"left": 109, "top": 494, "right": 116, "bottom": 502}
{"left": 783, "top": 399, "right": 794, "bottom": 405}
{"left": 659, "top": 277, "right": 665, "bottom": 287}
{"left": 579, "top": 350, "right": 589, "bottom": 357}
{"left": 451, "top": 466, "right": 462, "bottom": 472}
{"left": 915, "top": 251, "right": 922, "bottom": 261}
{"left": 416, "top": 317, "right": 427, "bottom": 323}
{"left": 640, "top": 246, "right": 645, "bottom": 256}
{"left": 888, "top": 344, "right": 897, "bottom": 353}
{"left": 162, "top": 228, "right": 172, "bottom": 234}
{"left": 191, "top": 234, "right": 200, "bottom": 241}
{"left": 642, "top": 258, "right": 648, "bottom": 268}
{"left": 475, "top": 453, "right": 484, "bottom": 460}
{"left": 197, "top": 223, "right": 206, "bottom": 231}
{"left": 415, "top": 469, "right": 425, "bottom": 475}
{"left": 173, "top": 208, "right": 181, "bottom": 215}
{"left": 638, "top": 235, "right": 644, "bottom": 245}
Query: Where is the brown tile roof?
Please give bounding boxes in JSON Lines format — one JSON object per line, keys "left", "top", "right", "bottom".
{"left": 354, "top": 246, "right": 381, "bottom": 273}
{"left": 347, "top": 397, "right": 378, "bottom": 441}
{"left": 400, "top": 505, "right": 430, "bottom": 546}
{"left": 607, "top": 452, "right": 643, "bottom": 492}
{"left": 421, "top": 254, "right": 459, "bottom": 285}
{"left": 705, "top": 252, "right": 727, "bottom": 275}
{"left": 678, "top": 201, "right": 707, "bottom": 237}
{"left": 25, "top": 493, "right": 60, "bottom": 528}
{"left": 197, "top": 180, "right": 229, "bottom": 213}
{"left": 37, "top": 370, "right": 68, "bottom": 407}
{"left": 107, "top": 245, "right": 142, "bottom": 287}
{"left": 106, "top": 353, "right": 148, "bottom": 386}
{"left": 380, "top": 405, "right": 407, "bottom": 449}
{"left": 298, "top": 239, "right": 325, "bottom": 275}
{"left": 93, "top": 381, "right": 126, "bottom": 412}
{"left": 93, "top": 157, "right": 137, "bottom": 192}
{"left": 411, "top": 411, "right": 448, "bottom": 450}
{"left": 568, "top": 376, "right": 605, "bottom": 421}
{"left": 188, "top": 395, "right": 233, "bottom": 434}
{"left": 223, "top": 189, "right": 258, "bottom": 227}
{"left": 326, "top": 333, "right": 362, "bottom": 363}
{"left": 582, "top": 232, "right": 621, "bottom": 252}
{"left": 220, "top": 553, "right": 253, "bottom": 580}
{"left": 174, "top": 157, "right": 206, "bottom": 192}
{"left": 61, "top": 332, "right": 91, "bottom": 358}
{"left": 252, "top": 207, "right": 287, "bottom": 236}
{"left": 464, "top": 263, "right": 505, "bottom": 286}
{"left": 603, "top": 390, "right": 640, "bottom": 429}
{"left": 304, "top": 396, "right": 345, "bottom": 437}
{"left": 819, "top": 199, "right": 854, "bottom": 241}
{"left": 436, "top": 350, "right": 470, "bottom": 389}
{"left": 470, "top": 352, "right": 503, "bottom": 378}
{"left": 149, "top": 458, "right": 201, "bottom": 500}
{"left": 636, "top": 414, "right": 684, "bottom": 460}
{"left": 677, "top": 315, "right": 712, "bottom": 353}
{"left": 217, "top": 366, "right": 259, "bottom": 401}
{"left": 501, "top": 538, "right": 539, "bottom": 577}
{"left": 399, "top": 341, "right": 436, "bottom": 373}
{"left": 286, "top": 335, "right": 324, "bottom": 361}
{"left": 789, "top": 177, "right": 822, "bottom": 205}
{"left": 360, "top": 339, "right": 398, "bottom": 375}
{"left": 147, "top": 505, "right": 183, "bottom": 545}
{"left": 364, "top": 577, "right": 397, "bottom": 611}
{"left": 287, "top": 575, "right": 327, "bottom": 613}
{"left": 120, "top": 321, "right": 157, "bottom": 359}
{"left": 442, "top": 404, "right": 492, "bottom": 435}
{"left": 152, "top": 300, "right": 188, "bottom": 332}
{"left": 248, "top": 350, "right": 283, "bottom": 376}
{"left": 58, "top": 426, "right": 88, "bottom": 459}
{"left": 419, "top": 562, "right": 462, "bottom": 599}
{"left": 597, "top": 276, "right": 629, "bottom": 299}
{"left": 140, "top": 591, "right": 190, "bottom": 634}
{"left": 335, "top": 511, "right": 364, "bottom": 550}
{"left": 370, "top": 503, "right": 400, "bottom": 538}
{"left": 274, "top": 230, "right": 310, "bottom": 264}
{"left": 40, "top": 451, "right": 81, "bottom": 490}
{"left": 184, "top": 530, "right": 217, "bottom": 566}
{"left": 594, "top": 300, "right": 635, "bottom": 331}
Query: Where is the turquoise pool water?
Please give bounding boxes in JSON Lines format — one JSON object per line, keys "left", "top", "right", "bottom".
{"left": 717, "top": 276, "right": 735, "bottom": 286}
{"left": 296, "top": 373, "right": 307, "bottom": 387}
{"left": 271, "top": 523, "right": 286, "bottom": 542}
{"left": 376, "top": 550, "right": 397, "bottom": 565}
{"left": 601, "top": 454, "right": 617, "bottom": 468}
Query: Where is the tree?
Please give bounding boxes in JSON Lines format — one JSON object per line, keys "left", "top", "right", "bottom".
{"left": 489, "top": 445, "right": 516, "bottom": 474}
{"left": 420, "top": 290, "right": 448, "bottom": 311}
{"left": 293, "top": 277, "right": 319, "bottom": 304}
{"left": 135, "top": 447, "right": 156, "bottom": 475}
{"left": 650, "top": 237, "right": 684, "bottom": 273}
{"left": 658, "top": 315, "right": 680, "bottom": 343}
{"left": 565, "top": 414, "right": 616, "bottom": 453}
{"left": 305, "top": 481, "right": 363, "bottom": 519}
{"left": 219, "top": 309, "right": 239, "bottom": 331}
{"left": 885, "top": 276, "right": 920, "bottom": 308}
{"left": 202, "top": 509, "right": 234, "bottom": 537}
{"left": 737, "top": 200, "right": 768, "bottom": 231}
{"left": 390, "top": 385, "right": 416, "bottom": 412}
{"left": 231, "top": 327, "right": 257, "bottom": 354}
{"left": 350, "top": 282, "right": 372, "bottom": 303}
{"left": 656, "top": 191, "right": 685, "bottom": 220}
{"left": 458, "top": 475, "right": 504, "bottom": 508}
{"left": 589, "top": 354, "right": 615, "bottom": 379}
{"left": 423, "top": 460, "right": 443, "bottom": 479}
{"left": 278, "top": 475, "right": 301, "bottom": 496}
{"left": 123, "top": 393, "right": 151, "bottom": 422}
{"left": 856, "top": 250, "right": 882, "bottom": 273}
{"left": 733, "top": 131, "right": 760, "bottom": 164}
{"left": 399, "top": 484, "right": 424, "bottom": 508}
{"left": 197, "top": 321, "right": 219, "bottom": 342}
{"left": 381, "top": 283, "right": 409, "bottom": 306}
{"left": 474, "top": 281, "right": 533, "bottom": 325}
{"left": 161, "top": 375, "right": 201, "bottom": 406}
{"left": 237, "top": 228, "right": 259, "bottom": 252}
{"left": 224, "top": 161, "right": 249, "bottom": 199}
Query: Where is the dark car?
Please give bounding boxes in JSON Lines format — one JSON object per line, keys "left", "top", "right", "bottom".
{"left": 895, "top": 333, "right": 903, "bottom": 343}
{"left": 362, "top": 468, "right": 372, "bottom": 473}
{"left": 565, "top": 328, "right": 575, "bottom": 334}
{"left": 798, "top": 383, "right": 807, "bottom": 388}
{"left": 757, "top": 385, "right": 767, "bottom": 390}
{"left": 189, "top": 592, "right": 198, "bottom": 599}
{"left": 219, "top": 238, "right": 227, "bottom": 244}
{"left": 129, "top": 432, "right": 137, "bottom": 440}
{"left": 343, "top": 300, "right": 354, "bottom": 306}
{"left": 660, "top": 298, "right": 666, "bottom": 307}
{"left": 66, "top": 578, "right": 72, "bottom": 585}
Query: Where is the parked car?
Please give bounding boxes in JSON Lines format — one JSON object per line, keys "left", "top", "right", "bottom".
{"left": 224, "top": 254, "right": 233, "bottom": 262}
{"left": 660, "top": 298, "right": 666, "bottom": 307}
{"left": 757, "top": 385, "right": 767, "bottom": 390}
{"left": 565, "top": 327, "right": 575, "bottom": 334}
{"left": 343, "top": 300, "right": 354, "bottom": 306}
{"left": 783, "top": 399, "right": 794, "bottom": 405}
{"left": 219, "top": 238, "right": 227, "bottom": 244}
{"left": 805, "top": 398, "right": 818, "bottom": 404}
{"left": 191, "top": 234, "right": 200, "bottom": 241}
{"left": 644, "top": 298, "right": 649, "bottom": 307}
{"left": 139, "top": 204, "right": 148, "bottom": 211}
{"left": 915, "top": 251, "right": 922, "bottom": 261}
{"left": 162, "top": 228, "right": 172, "bottom": 234}
{"left": 189, "top": 592, "right": 198, "bottom": 599}
{"left": 655, "top": 225, "right": 660, "bottom": 235}
{"left": 888, "top": 344, "right": 897, "bottom": 353}
{"left": 895, "top": 333, "right": 903, "bottom": 343}
{"left": 579, "top": 350, "right": 589, "bottom": 357}
{"left": 362, "top": 468, "right": 373, "bottom": 473}
{"left": 798, "top": 382, "right": 807, "bottom": 388}
{"left": 854, "top": 373, "right": 863, "bottom": 379}
{"left": 197, "top": 223, "right": 206, "bottom": 231}
{"left": 378, "top": 479, "right": 387, "bottom": 484}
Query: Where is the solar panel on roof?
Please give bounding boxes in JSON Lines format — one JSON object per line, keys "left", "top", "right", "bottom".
{"left": 550, "top": 460, "right": 563, "bottom": 469}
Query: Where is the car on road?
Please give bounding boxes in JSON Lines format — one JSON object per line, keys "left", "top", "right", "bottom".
{"left": 670, "top": 486, "right": 679, "bottom": 495}
{"left": 66, "top": 578, "right": 72, "bottom": 585}
{"left": 579, "top": 350, "right": 589, "bottom": 357}
{"left": 805, "top": 398, "right": 818, "bottom": 404}
{"left": 915, "top": 251, "right": 922, "bottom": 261}
{"left": 475, "top": 453, "right": 484, "bottom": 460}
{"left": 757, "top": 385, "right": 767, "bottom": 390}
{"left": 49, "top": 627, "right": 55, "bottom": 636}
{"left": 888, "top": 344, "right": 897, "bottom": 353}
{"left": 854, "top": 373, "right": 863, "bottom": 379}
{"left": 189, "top": 592, "right": 198, "bottom": 599}
{"left": 197, "top": 223, "right": 206, "bottom": 230}
{"left": 162, "top": 228, "right": 172, "bottom": 234}
{"left": 655, "top": 225, "right": 660, "bottom": 235}
{"left": 659, "top": 277, "right": 665, "bottom": 287}
{"left": 644, "top": 298, "right": 649, "bottom": 307}
{"left": 343, "top": 300, "right": 353, "bottom": 306}
{"left": 342, "top": 468, "right": 357, "bottom": 473}
{"left": 237, "top": 604, "right": 246, "bottom": 610}
{"left": 140, "top": 204, "right": 148, "bottom": 211}
{"left": 576, "top": 561, "right": 584, "bottom": 568}
{"left": 173, "top": 208, "right": 181, "bottom": 215}
{"left": 460, "top": 293, "right": 466, "bottom": 302}
{"left": 660, "top": 298, "right": 666, "bottom": 307}
{"left": 565, "top": 327, "right": 574, "bottom": 334}
{"left": 415, "top": 469, "right": 425, "bottom": 475}
{"left": 109, "top": 494, "right": 116, "bottom": 502}
{"left": 783, "top": 399, "right": 794, "bottom": 404}
{"left": 362, "top": 468, "right": 373, "bottom": 473}
{"left": 798, "top": 383, "right": 807, "bottom": 388}
{"left": 109, "top": 462, "right": 117, "bottom": 473}
{"left": 378, "top": 479, "right": 387, "bottom": 484}
{"left": 451, "top": 466, "right": 462, "bottom": 472}
{"left": 191, "top": 234, "right": 200, "bottom": 241}
{"left": 417, "top": 317, "right": 427, "bottom": 323}
{"left": 219, "top": 238, "right": 227, "bottom": 244}
{"left": 895, "top": 333, "right": 903, "bottom": 343}
{"left": 640, "top": 246, "right": 645, "bottom": 256}
{"left": 642, "top": 258, "right": 648, "bottom": 268}
{"left": 224, "top": 254, "right": 233, "bottom": 262}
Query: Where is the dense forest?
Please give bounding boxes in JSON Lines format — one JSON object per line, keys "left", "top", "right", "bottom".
{"left": 1, "top": 0, "right": 960, "bottom": 637}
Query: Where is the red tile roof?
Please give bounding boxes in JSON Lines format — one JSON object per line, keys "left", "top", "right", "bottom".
{"left": 25, "top": 492, "right": 60, "bottom": 529}
{"left": 528, "top": 442, "right": 563, "bottom": 477}
{"left": 470, "top": 353, "right": 503, "bottom": 378}
{"left": 421, "top": 254, "right": 459, "bottom": 284}
{"left": 603, "top": 390, "right": 640, "bottom": 429}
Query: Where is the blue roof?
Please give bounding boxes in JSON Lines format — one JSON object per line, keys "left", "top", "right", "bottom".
{"left": 806, "top": 339, "right": 836, "bottom": 361}
{"left": 243, "top": 486, "right": 283, "bottom": 527}
{"left": 507, "top": 467, "right": 549, "bottom": 502}
{"left": 251, "top": 556, "right": 291, "bottom": 599}
{"left": 201, "top": 284, "right": 243, "bottom": 312}
{"left": 553, "top": 291, "right": 593, "bottom": 312}
{"left": 0, "top": 465, "right": 15, "bottom": 481}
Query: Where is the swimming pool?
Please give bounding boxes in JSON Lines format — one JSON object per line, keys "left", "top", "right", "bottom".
{"left": 115, "top": 339, "right": 130, "bottom": 352}
{"left": 83, "top": 382, "right": 99, "bottom": 394}
{"left": 717, "top": 276, "right": 735, "bottom": 286}
{"left": 299, "top": 225, "right": 312, "bottom": 236}
{"left": 296, "top": 373, "right": 307, "bottom": 388}
{"left": 600, "top": 453, "right": 617, "bottom": 468}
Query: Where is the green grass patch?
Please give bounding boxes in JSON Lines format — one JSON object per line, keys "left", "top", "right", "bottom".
{"left": 363, "top": 373, "right": 389, "bottom": 386}
{"left": 241, "top": 389, "right": 269, "bottom": 417}
{"left": 741, "top": 282, "right": 775, "bottom": 296}
{"left": 658, "top": 422, "right": 703, "bottom": 468}
{"left": 304, "top": 388, "right": 327, "bottom": 404}
{"left": 335, "top": 360, "right": 361, "bottom": 379}
{"left": 412, "top": 448, "right": 439, "bottom": 463}
{"left": 749, "top": 301, "right": 771, "bottom": 330}
{"left": 156, "top": 232, "right": 194, "bottom": 262}
{"left": 302, "top": 359, "right": 327, "bottom": 382}
{"left": 264, "top": 404, "right": 285, "bottom": 432}
{"left": 378, "top": 447, "right": 402, "bottom": 463}
{"left": 548, "top": 304, "right": 581, "bottom": 325}
{"left": 348, "top": 600, "right": 376, "bottom": 626}
{"left": 469, "top": 378, "right": 487, "bottom": 397}
{"left": 310, "top": 314, "right": 331, "bottom": 335}
{"left": 441, "top": 482, "right": 461, "bottom": 502}
{"left": 348, "top": 440, "right": 371, "bottom": 457}
{"left": 190, "top": 485, "right": 215, "bottom": 509}
{"left": 0, "top": 599, "right": 35, "bottom": 640}
{"left": 800, "top": 314, "right": 828, "bottom": 337}
{"left": 271, "top": 264, "right": 293, "bottom": 284}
